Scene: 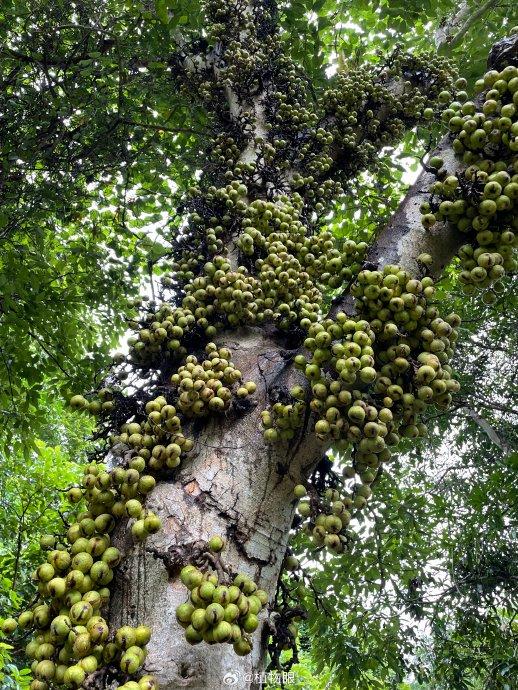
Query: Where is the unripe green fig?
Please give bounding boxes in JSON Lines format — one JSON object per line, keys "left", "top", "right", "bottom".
{"left": 67, "top": 487, "right": 83, "bottom": 503}
{"left": 138, "top": 475, "right": 156, "bottom": 494}
{"left": 176, "top": 602, "right": 195, "bottom": 626}
{"left": 88, "top": 619, "right": 109, "bottom": 643}
{"left": 191, "top": 608, "right": 208, "bottom": 632}
{"left": 79, "top": 654, "right": 98, "bottom": 673}
{"left": 37, "top": 563, "right": 55, "bottom": 582}
{"left": 263, "top": 428, "right": 278, "bottom": 442}
{"left": 47, "top": 577, "right": 67, "bottom": 598}
{"left": 66, "top": 570, "right": 85, "bottom": 590}
{"left": 138, "top": 675, "right": 159, "bottom": 690}
{"left": 35, "top": 659, "right": 55, "bottom": 680}
{"left": 29, "top": 681, "right": 48, "bottom": 690}
{"left": 223, "top": 603, "right": 240, "bottom": 623}
{"left": 39, "top": 534, "right": 56, "bottom": 549}
{"left": 102, "top": 546, "right": 121, "bottom": 567}
{"left": 82, "top": 590, "right": 102, "bottom": 609}
{"left": 120, "top": 651, "right": 141, "bottom": 674}
{"left": 208, "top": 535, "right": 225, "bottom": 552}
{"left": 125, "top": 499, "right": 143, "bottom": 518}
{"left": 284, "top": 555, "right": 299, "bottom": 571}
{"left": 199, "top": 581, "right": 216, "bottom": 601}
{"left": 135, "top": 624, "right": 152, "bottom": 646}
{"left": 1, "top": 617, "right": 17, "bottom": 634}
{"left": 126, "top": 644, "right": 146, "bottom": 664}
{"left": 247, "top": 595, "right": 262, "bottom": 615}
{"left": 242, "top": 613, "right": 259, "bottom": 633}
{"left": 69, "top": 395, "right": 87, "bottom": 410}
{"left": 233, "top": 637, "right": 252, "bottom": 656}
{"left": 417, "top": 253, "right": 433, "bottom": 266}
{"left": 180, "top": 566, "right": 203, "bottom": 590}
{"left": 298, "top": 502, "right": 311, "bottom": 517}
{"left": 185, "top": 624, "right": 203, "bottom": 644}
{"left": 71, "top": 552, "right": 93, "bottom": 573}
{"left": 213, "top": 620, "right": 233, "bottom": 642}
{"left": 18, "top": 610, "right": 33, "bottom": 629}
{"left": 33, "top": 605, "right": 51, "bottom": 628}
{"left": 429, "top": 156, "right": 443, "bottom": 169}
{"left": 144, "top": 513, "right": 162, "bottom": 534}
{"left": 50, "top": 550, "right": 71, "bottom": 571}
{"left": 205, "top": 603, "right": 225, "bottom": 625}
{"left": 63, "top": 664, "right": 86, "bottom": 687}
{"left": 115, "top": 625, "right": 136, "bottom": 649}
{"left": 72, "top": 631, "right": 92, "bottom": 658}
{"left": 69, "top": 601, "right": 93, "bottom": 625}
{"left": 131, "top": 519, "right": 149, "bottom": 541}
{"left": 213, "top": 586, "right": 230, "bottom": 605}
{"left": 293, "top": 484, "right": 307, "bottom": 499}
{"left": 103, "top": 642, "right": 118, "bottom": 663}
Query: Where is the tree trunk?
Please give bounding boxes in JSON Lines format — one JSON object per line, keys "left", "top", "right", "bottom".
{"left": 109, "top": 329, "right": 322, "bottom": 689}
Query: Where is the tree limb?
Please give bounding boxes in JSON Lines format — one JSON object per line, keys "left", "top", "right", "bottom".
{"left": 462, "top": 407, "right": 513, "bottom": 454}
{"left": 435, "top": 0, "right": 497, "bottom": 52}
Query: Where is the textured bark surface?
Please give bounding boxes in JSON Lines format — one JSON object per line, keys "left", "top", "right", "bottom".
{"left": 109, "top": 330, "right": 322, "bottom": 690}
{"left": 366, "top": 138, "right": 464, "bottom": 278}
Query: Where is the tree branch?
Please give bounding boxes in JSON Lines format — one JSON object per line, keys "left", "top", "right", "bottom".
{"left": 435, "top": 0, "right": 497, "bottom": 52}
{"left": 120, "top": 119, "right": 203, "bottom": 135}
{"left": 462, "top": 407, "right": 513, "bottom": 454}
{"left": 463, "top": 396, "right": 518, "bottom": 416}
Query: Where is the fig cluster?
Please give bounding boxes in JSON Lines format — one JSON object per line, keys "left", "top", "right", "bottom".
{"left": 263, "top": 265, "right": 460, "bottom": 551}
{"left": 126, "top": 195, "right": 367, "bottom": 365}
{"left": 2, "top": 0, "right": 497, "bottom": 681}
{"left": 170, "top": 342, "right": 256, "bottom": 415}
{"left": 175, "top": 563, "right": 268, "bottom": 656}
{"left": 122, "top": 2, "right": 458, "bottom": 371}
{"left": 421, "top": 67, "right": 518, "bottom": 296}
{"left": 71, "top": 389, "right": 194, "bottom": 473}
{"left": 0, "top": 460, "right": 160, "bottom": 690}
{"left": 317, "top": 52, "right": 458, "bottom": 179}
{"left": 265, "top": 266, "right": 459, "bottom": 458}
{"left": 292, "top": 485, "right": 359, "bottom": 554}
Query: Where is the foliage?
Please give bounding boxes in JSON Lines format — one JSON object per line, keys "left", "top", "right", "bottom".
{"left": 280, "top": 0, "right": 516, "bottom": 86}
